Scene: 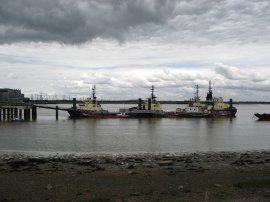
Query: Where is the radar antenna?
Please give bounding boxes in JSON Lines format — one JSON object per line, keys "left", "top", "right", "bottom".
{"left": 92, "top": 85, "right": 97, "bottom": 103}
{"left": 206, "top": 81, "right": 213, "bottom": 101}
{"left": 194, "top": 84, "right": 200, "bottom": 102}
{"left": 151, "top": 85, "right": 156, "bottom": 101}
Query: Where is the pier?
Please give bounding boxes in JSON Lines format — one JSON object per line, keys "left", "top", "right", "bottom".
{"left": 0, "top": 102, "right": 70, "bottom": 121}
{"left": 0, "top": 103, "right": 70, "bottom": 122}
{"left": 0, "top": 102, "right": 36, "bottom": 121}
{"left": 0, "top": 98, "right": 75, "bottom": 121}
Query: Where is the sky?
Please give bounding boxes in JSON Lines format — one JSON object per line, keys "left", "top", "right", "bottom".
{"left": 1, "top": 0, "right": 270, "bottom": 101}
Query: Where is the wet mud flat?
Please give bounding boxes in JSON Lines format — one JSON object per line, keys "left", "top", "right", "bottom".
{"left": 1, "top": 151, "right": 270, "bottom": 202}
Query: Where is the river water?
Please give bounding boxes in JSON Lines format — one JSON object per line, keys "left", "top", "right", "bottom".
{"left": 0, "top": 104, "right": 270, "bottom": 154}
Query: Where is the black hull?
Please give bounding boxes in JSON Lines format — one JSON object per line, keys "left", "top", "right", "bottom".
{"left": 127, "top": 110, "right": 165, "bottom": 118}
{"left": 67, "top": 109, "right": 116, "bottom": 118}
{"left": 210, "top": 107, "right": 237, "bottom": 117}
{"left": 176, "top": 107, "right": 237, "bottom": 118}
{"left": 128, "top": 113, "right": 165, "bottom": 118}
{"left": 254, "top": 113, "right": 270, "bottom": 121}
{"left": 179, "top": 114, "right": 211, "bottom": 118}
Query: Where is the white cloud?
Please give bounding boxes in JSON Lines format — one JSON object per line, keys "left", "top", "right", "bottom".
{"left": 7, "top": 73, "right": 18, "bottom": 79}
{"left": 214, "top": 62, "right": 247, "bottom": 80}
{"left": 1, "top": 0, "right": 270, "bottom": 101}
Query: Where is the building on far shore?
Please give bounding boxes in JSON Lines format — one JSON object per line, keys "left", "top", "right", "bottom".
{"left": 0, "top": 88, "right": 25, "bottom": 102}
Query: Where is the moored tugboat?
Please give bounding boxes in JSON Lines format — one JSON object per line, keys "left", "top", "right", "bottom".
{"left": 176, "top": 84, "right": 211, "bottom": 118}
{"left": 67, "top": 85, "right": 116, "bottom": 118}
{"left": 205, "top": 81, "right": 237, "bottom": 117}
{"left": 120, "top": 86, "right": 165, "bottom": 118}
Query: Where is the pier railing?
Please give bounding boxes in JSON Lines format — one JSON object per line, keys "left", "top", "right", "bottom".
{"left": 0, "top": 102, "right": 32, "bottom": 108}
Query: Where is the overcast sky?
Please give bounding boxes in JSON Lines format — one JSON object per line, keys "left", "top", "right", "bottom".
{"left": 1, "top": 0, "right": 270, "bottom": 101}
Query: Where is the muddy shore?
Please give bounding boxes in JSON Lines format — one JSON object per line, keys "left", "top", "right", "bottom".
{"left": 1, "top": 151, "right": 270, "bottom": 202}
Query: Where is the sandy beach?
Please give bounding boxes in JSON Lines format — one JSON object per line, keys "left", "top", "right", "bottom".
{"left": 1, "top": 151, "right": 270, "bottom": 202}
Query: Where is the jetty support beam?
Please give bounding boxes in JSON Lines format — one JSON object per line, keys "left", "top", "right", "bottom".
{"left": 73, "top": 98, "right": 76, "bottom": 109}
{"left": 19, "top": 109, "right": 22, "bottom": 119}
{"left": 14, "top": 108, "right": 18, "bottom": 118}
{"left": 3, "top": 109, "right": 6, "bottom": 120}
{"left": 24, "top": 109, "right": 31, "bottom": 121}
{"left": 56, "top": 105, "right": 59, "bottom": 120}
{"left": 7, "top": 109, "right": 10, "bottom": 120}
{"left": 32, "top": 106, "right": 37, "bottom": 121}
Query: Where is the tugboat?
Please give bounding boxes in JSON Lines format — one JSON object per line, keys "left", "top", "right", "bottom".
{"left": 176, "top": 84, "right": 211, "bottom": 118}
{"left": 254, "top": 113, "right": 270, "bottom": 121}
{"left": 205, "top": 81, "right": 237, "bottom": 117}
{"left": 120, "top": 86, "right": 165, "bottom": 118}
{"left": 67, "top": 85, "right": 116, "bottom": 118}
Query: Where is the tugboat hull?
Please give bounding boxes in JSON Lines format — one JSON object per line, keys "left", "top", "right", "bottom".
{"left": 178, "top": 112, "right": 211, "bottom": 118}
{"left": 254, "top": 113, "right": 270, "bottom": 121}
{"left": 67, "top": 109, "right": 117, "bottom": 118}
{"left": 210, "top": 107, "right": 237, "bottom": 117}
{"left": 127, "top": 110, "right": 165, "bottom": 118}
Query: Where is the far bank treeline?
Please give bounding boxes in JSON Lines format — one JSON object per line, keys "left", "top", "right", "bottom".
{"left": 31, "top": 100, "right": 270, "bottom": 105}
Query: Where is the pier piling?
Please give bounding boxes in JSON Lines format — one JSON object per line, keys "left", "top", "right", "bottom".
{"left": 3, "top": 109, "right": 6, "bottom": 120}
{"left": 11, "top": 108, "right": 14, "bottom": 119}
{"left": 32, "top": 106, "right": 37, "bottom": 121}
{"left": 19, "top": 109, "right": 22, "bottom": 119}
{"left": 73, "top": 98, "right": 76, "bottom": 109}
{"left": 7, "top": 109, "right": 10, "bottom": 120}
{"left": 0, "top": 102, "right": 38, "bottom": 122}
{"left": 14, "top": 108, "right": 18, "bottom": 118}
{"left": 24, "top": 109, "right": 31, "bottom": 121}
{"left": 56, "top": 105, "right": 59, "bottom": 120}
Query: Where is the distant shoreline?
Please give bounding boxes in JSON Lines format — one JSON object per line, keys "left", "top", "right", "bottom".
{"left": 30, "top": 100, "right": 270, "bottom": 105}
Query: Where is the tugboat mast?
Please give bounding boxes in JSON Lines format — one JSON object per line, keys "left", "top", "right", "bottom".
{"left": 151, "top": 85, "right": 156, "bottom": 101}
{"left": 206, "top": 81, "right": 213, "bottom": 101}
{"left": 92, "top": 85, "right": 97, "bottom": 103}
{"left": 194, "top": 84, "right": 200, "bottom": 101}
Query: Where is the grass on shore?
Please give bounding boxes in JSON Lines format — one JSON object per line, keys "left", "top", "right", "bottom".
{"left": 236, "top": 179, "right": 270, "bottom": 188}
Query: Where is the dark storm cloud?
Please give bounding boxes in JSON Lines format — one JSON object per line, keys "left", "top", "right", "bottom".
{"left": 0, "top": 0, "right": 270, "bottom": 44}
{"left": 0, "top": 0, "right": 174, "bottom": 43}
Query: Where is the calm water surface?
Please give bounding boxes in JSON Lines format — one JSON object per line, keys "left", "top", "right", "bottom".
{"left": 0, "top": 104, "right": 270, "bottom": 154}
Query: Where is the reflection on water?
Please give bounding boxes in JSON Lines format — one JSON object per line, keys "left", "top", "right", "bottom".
{"left": 1, "top": 104, "right": 270, "bottom": 154}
